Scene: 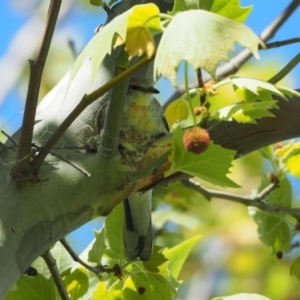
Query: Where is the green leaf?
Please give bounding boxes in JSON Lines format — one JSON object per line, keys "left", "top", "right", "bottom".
{"left": 170, "top": 0, "right": 252, "bottom": 22}
{"left": 4, "top": 275, "right": 56, "bottom": 300}
{"left": 164, "top": 97, "right": 189, "bottom": 127}
{"left": 32, "top": 241, "right": 74, "bottom": 278}
{"left": 249, "top": 208, "right": 291, "bottom": 253}
{"left": 164, "top": 235, "right": 202, "bottom": 279}
{"left": 209, "top": 0, "right": 252, "bottom": 22}
{"left": 93, "top": 281, "right": 123, "bottom": 300}
{"left": 259, "top": 174, "right": 292, "bottom": 207}
{"left": 105, "top": 202, "right": 125, "bottom": 259}
{"left": 216, "top": 101, "right": 277, "bottom": 124}
{"left": 72, "top": 3, "right": 160, "bottom": 81}
{"left": 142, "top": 246, "right": 168, "bottom": 273}
{"left": 231, "top": 77, "right": 286, "bottom": 101}
{"left": 290, "top": 256, "right": 300, "bottom": 283}
{"left": 88, "top": 229, "right": 106, "bottom": 263}
{"left": 212, "top": 294, "right": 271, "bottom": 300}
{"left": 275, "top": 141, "right": 300, "bottom": 178}
{"left": 123, "top": 273, "right": 174, "bottom": 300}
{"left": 90, "top": 0, "right": 103, "bottom": 6}
{"left": 62, "top": 266, "right": 89, "bottom": 300}
{"left": 168, "top": 127, "right": 238, "bottom": 187}
{"left": 154, "top": 10, "right": 262, "bottom": 84}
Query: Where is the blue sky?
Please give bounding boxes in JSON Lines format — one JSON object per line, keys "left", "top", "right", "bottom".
{"left": 0, "top": 1, "right": 300, "bottom": 252}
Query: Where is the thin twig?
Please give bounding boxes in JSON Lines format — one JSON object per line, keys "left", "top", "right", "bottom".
{"left": 264, "top": 36, "right": 300, "bottom": 49}
{"left": 181, "top": 179, "right": 300, "bottom": 219}
{"left": 196, "top": 68, "right": 206, "bottom": 105}
{"left": 49, "top": 150, "right": 91, "bottom": 177}
{"left": 31, "top": 143, "right": 91, "bottom": 177}
{"left": 1, "top": 130, "right": 18, "bottom": 147}
{"left": 14, "top": 0, "right": 61, "bottom": 176}
{"left": 60, "top": 238, "right": 122, "bottom": 276}
{"left": 268, "top": 51, "right": 300, "bottom": 84}
{"left": 32, "top": 55, "right": 154, "bottom": 172}
{"left": 41, "top": 249, "right": 69, "bottom": 300}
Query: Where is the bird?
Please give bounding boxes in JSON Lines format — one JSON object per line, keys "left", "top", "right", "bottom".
{"left": 96, "top": 78, "right": 169, "bottom": 260}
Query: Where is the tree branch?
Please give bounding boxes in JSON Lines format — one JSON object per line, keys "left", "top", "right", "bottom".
{"left": 41, "top": 249, "right": 69, "bottom": 300}
{"left": 13, "top": 0, "right": 61, "bottom": 176}
{"left": 60, "top": 238, "right": 122, "bottom": 276}
{"left": 182, "top": 178, "right": 300, "bottom": 220}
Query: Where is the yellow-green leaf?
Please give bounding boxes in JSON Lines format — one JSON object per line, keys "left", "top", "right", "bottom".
{"left": 93, "top": 281, "right": 123, "bottom": 300}
{"left": 290, "top": 256, "right": 300, "bottom": 283}
{"left": 170, "top": 0, "right": 252, "bottom": 23}
{"left": 164, "top": 235, "right": 202, "bottom": 279}
{"left": 279, "top": 141, "right": 300, "bottom": 178}
{"left": 154, "top": 10, "right": 263, "bottom": 84}
{"left": 71, "top": 4, "right": 160, "bottom": 81}
{"left": 164, "top": 98, "right": 189, "bottom": 127}
{"left": 123, "top": 273, "right": 174, "bottom": 300}
{"left": 62, "top": 266, "right": 89, "bottom": 300}
{"left": 124, "top": 26, "right": 155, "bottom": 59}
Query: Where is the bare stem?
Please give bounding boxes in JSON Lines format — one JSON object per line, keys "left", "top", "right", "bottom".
{"left": 14, "top": 0, "right": 61, "bottom": 175}
{"left": 182, "top": 179, "right": 300, "bottom": 220}
{"left": 60, "top": 238, "right": 122, "bottom": 276}
{"left": 268, "top": 51, "right": 300, "bottom": 84}
{"left": 41, "top": 249, "right": 69, "bottom": 300}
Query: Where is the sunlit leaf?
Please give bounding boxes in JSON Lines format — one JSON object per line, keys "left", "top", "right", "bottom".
{"left": 170, "top": 0, "right": 252, "bottom": 22}
{"left": 142, "top": 246, "right": 168, "bottom": 273}
{"left": 231, "top": 77, "right": 286, "bottom": 101}
{"left": 164, "top": 235, "right": 202, "bottom": 279}
{"left": 123, "top": 273, "right": 174, "bottom": 300}
{"left": 212, "top": 293, "right": 271, "bottom": 300}
{"left": 92, "top": 281, "right": 122, "bottom": 300}
{"left": 164, "top": 97, "right": 189, "bottom": 127}
{"left": 168, "top": 127, "right": 238, "bottom": 187}
{"left": 72, "top": 4, "right": 160, "bottom": 81}
{"left": 163, "top": 235, "right": 202, "bottom": 278}
{"left": 154, "top": 10, "right": 262, "bottom": 84}
{"left": 216, "top": 101, "right": 276, "bottom": 123}
{"left": 276, "top": 141, "right": 300, "bottom": 178}
{"left": 62, "top": 266, "right": 89, "bottom": 300}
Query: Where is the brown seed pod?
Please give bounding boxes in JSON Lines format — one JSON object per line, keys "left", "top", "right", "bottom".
{"left": 183, "top": 127, "right": 210, "bottom": 154}
{"left": 194, "top": 106, "right": 202, "bottom": 116}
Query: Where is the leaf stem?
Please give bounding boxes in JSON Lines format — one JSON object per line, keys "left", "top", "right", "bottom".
{"left": 268, "top": 51, "right": 300, "bottom": 84}
{"left": 184, "top": 61, "right": 197, "bottom": 127}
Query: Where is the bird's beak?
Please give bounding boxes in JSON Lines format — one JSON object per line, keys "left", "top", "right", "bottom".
{"left": 145, "top": 87, "right": 160, "bottom": 94}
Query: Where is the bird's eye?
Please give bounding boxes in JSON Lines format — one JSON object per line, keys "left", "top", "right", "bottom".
{"left": 129, "top": 84, "right": 140, "bottom": 90}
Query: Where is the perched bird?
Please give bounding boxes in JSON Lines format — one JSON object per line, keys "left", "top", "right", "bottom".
{"left": 97, "top": 79, "right": 169, "bottom": 260}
